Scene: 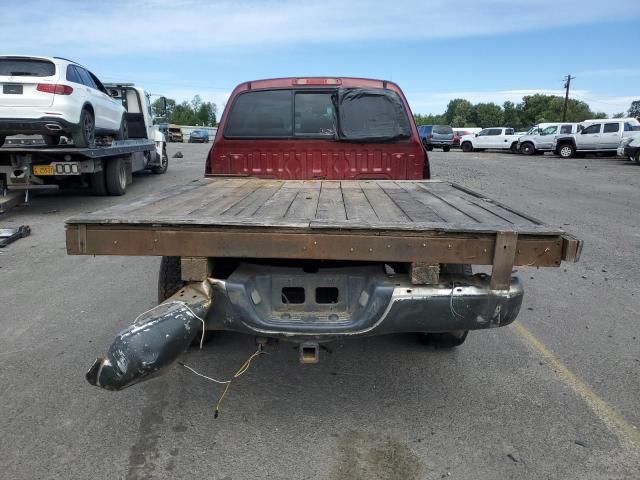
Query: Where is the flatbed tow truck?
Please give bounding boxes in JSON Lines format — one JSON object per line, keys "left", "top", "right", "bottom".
{"left": 66, "top": 77, "right": 582, "bottom": 395}
{"left": 0, "top": 83, "right": 168, "bottom": 211}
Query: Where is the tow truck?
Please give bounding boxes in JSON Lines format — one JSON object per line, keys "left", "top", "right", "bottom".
{"left": 0, "top": 83, "right": 168, "bottom": 206}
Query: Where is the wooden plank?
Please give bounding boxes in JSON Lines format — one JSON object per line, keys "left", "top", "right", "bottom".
{"left": 490, "top": 231, "right": 518, "bottom": 290}
{"left": 361, "top": 181, "right": 410, "bottom": 222}
{"left": 316, "top": 181, "right": 346, "bottom": 221}
{"left": 65, "top": 224, "right": 564, "bottom": 267}
{"left": 253, "top": 182, "right": 299, "bottom": 219}
{"left": 187, "top": 179, "right": 263, "bottom": 216}
{"left": 376, "top": 181, "right": 444, "bottom": 222}
{"left": 222, "top": 180, "right": 284, "bottom": 217}
{"left": 284, "top": 181, "right": 321, "bottom": 219}
{"left": 341, "top": 181, "right": 377, "bottom": 220}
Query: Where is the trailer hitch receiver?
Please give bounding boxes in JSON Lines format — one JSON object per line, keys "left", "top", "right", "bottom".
{"left": 86, "top": 280, "right": 213, "bottom": 390}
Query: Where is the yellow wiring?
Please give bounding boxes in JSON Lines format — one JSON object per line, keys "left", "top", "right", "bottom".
{"left": 214, "top": 345, "right": 263, "bottom": 418}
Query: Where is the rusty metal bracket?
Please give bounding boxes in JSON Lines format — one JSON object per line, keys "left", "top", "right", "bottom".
{"left": 490, "top": 231, "right": 518, "bottom": 291}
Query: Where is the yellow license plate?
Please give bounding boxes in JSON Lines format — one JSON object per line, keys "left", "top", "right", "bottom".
{"left": 33, "top": 165, "right": 55, "bottom": 176}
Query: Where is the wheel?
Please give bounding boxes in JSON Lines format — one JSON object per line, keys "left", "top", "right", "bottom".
{"left": 635, "top": 149, "right": 640, "bottom": 164}
{"left": 520, "top": 142, "right": 535, "bottom": 155}
{"left": 152, "top": 145, "right": 168, "bottom": 174}
{"left": 510, "top": 142, "right": 519, "bottom": 154}
{"left": 43, "top": 135, "right": 60, "bottom": 146}
{"left": 461, "top": 141, "right": 473, "bottom": 152}
{"left": 558, "top": 143, "right": 575, "bottom": 158}
{"left": 115, "top": 116, "right": 128, "bottom": 140}
{"left": 105, "top": 157, "right": 127, "bottom": 195}
{"left": 421, "top": 331, "right": 469, "bottom": 348}
{"left": 158, "top": 256, "right": 184, "bottom": 302}
{"left": 89, "top": 163, "right": 107, "bottom": 196}
{"left": 443, "top": 146, "right": 450, "bottom": 152}
{"left": 426, "top": 144, "right": 433, "bottom": 151}
{"left": 0, "top": 135, "right": 5, "bottom": 147}
{"left": 72, "top": 109, "right": 95, "bottom": 148}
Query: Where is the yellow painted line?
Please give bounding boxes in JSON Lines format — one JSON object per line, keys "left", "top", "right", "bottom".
{"left": 512, "top": 321, "right": 640, "bottom": 449}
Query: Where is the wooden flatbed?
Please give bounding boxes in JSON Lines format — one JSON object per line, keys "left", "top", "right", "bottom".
{"left": 66, "top": 178, "right": 581, "bottom": 286}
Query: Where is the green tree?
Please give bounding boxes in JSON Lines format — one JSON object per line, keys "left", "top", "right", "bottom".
{"left": 443, "top": 98, "right": 474, "bottom": 126}
{"left": 612, "top": 112, "right": 626, "bottom": 119}
{"left": 503, "top": 101, "right": 521, "bottom": 129}
{"left": 628, "top": 100, "right": 640, "bottom": 118}
{"left": 152, "top": 95, "right": 218, "bottom": 126}
{"left": 474, "top": 102, "right": 503, "bottom": 127}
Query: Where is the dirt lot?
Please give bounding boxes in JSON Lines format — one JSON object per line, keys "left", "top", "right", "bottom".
{"left": 1, "top": 145, "right": 639, "bottom": 480}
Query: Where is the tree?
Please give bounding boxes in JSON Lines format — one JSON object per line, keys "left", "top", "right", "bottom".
{"left": 474, "top": 102, "right": 503, "bottom": 127}
{"left": 612, "top": 112, "right": 626, "bottom": 119}
{"left": 503, "top": 101, "right": 521, "bottom": 129}
{"left": 152, "top": 95, "right": 218, "bottom": 126}
{"left": 443, "top": 99, "right": 474, "bottom": 126}
{"left": 628, "top": 100, "right": 640, "bottom": 119}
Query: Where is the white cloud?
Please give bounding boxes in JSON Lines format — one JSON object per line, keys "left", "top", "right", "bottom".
{"left": 2, "top": 0, "right": 639, "bottom": 55}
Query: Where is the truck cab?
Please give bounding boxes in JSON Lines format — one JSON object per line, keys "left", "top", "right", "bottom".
{"left": 206, "top": 77, "right": 429, "bottom": 180}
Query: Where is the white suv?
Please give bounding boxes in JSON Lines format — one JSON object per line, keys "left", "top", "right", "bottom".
{"left": 0, "top": 55, "right": 126, "bottom": 147}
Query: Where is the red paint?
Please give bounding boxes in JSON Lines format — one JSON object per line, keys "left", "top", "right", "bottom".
{"left": 207, "top": 77, "right": 429, "bottom": 180}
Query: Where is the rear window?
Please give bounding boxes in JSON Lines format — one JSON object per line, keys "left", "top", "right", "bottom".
{"left": 433, "top": 125, "right": 453, "bottom": 135}
{"left": 0, "top": 58, "right": 55, "bottom": 77}
{"left": 225, "top": 87, "right": 410, "bottom": 141}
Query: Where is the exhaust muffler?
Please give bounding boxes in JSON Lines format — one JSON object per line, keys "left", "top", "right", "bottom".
{"left": 86, "top": 280, "right": 213, "bottom": 391}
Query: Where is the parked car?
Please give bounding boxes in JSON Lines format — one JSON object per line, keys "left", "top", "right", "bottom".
{"left": 189, "top": 129, "right": 209, "bottom": 143}
{"left": 167, "top": 124, "right": 183, "bottom": 142}
{"left": 452, "top": 129, "right": 476, "bottom": 147}
{"left": 0, "top": 55, "right": 127, "bottom": 148}
{"left": 618, "top": 135, "right": 640, "bottom": 163}
{"left": 518, "top": 123, "right": 581, "bottom": 155}
{"left": 553, "top": 118, "right": 640, "bottom": 158}
{"left": 418, "top": 124, "right": 454, "bottom": 151}
{"left": 460, "top": 127, "right": 520, "bottom": 153}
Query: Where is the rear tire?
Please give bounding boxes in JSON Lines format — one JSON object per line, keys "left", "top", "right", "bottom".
{"left": 421, "top": 331, "right": 469, "bottom": 348}
{"left": 520, "top": 142, "right": 535, "bottom": 155}
{"left": 43, "top": 135, "right": 60, "bottom": 146}
{"left": 426, "top": 144, "right": 433, "bottom": 151}
{"left": 635, "top": 149, "right": 640, "bottom": 164}
{"left": 0, "top": 135, "right": 5, "bottom": 147}
{"left": 105, "top": 157, "right": 127, "bottom": 196}
{"left": 158, "top": 256, "right": 184, "bottom": 302}
{"left": 558, "top": 143, "right": 575, "bottom": 158}
{"left": 115, "top": 116, "right": 128, "bottom": 140}
{"left": 510, "top": 142, "right": 519, "bottom": 154}
{"left": 89, "top": 161, "right": 107, "bottom": 196}
{"left": 443, "top": 146, "right": 450, "bottom": 152}
{"left": 73, "top": 109, "right": 95, "bottom": 148}
{"left": 461, "top": 142, "right": 473, "bottom": 152}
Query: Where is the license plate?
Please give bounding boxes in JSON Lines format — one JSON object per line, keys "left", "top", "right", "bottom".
{"left": 3, "top": 84, "right": 23, "bottom": 94}
{"left": 33, "top": 165, "right": 55, "bottom": 176}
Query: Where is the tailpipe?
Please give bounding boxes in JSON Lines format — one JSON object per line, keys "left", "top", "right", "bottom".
{"left": 86, "top": 280, "right": 213, "bottom": 391}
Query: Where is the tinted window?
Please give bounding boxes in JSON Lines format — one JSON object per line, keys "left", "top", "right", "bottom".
{"left": 582, "top": 124, "right": 601, "bottom": 134}
{"left": 75, "top": 67, "right": 97, "bottom": 89}
{"left": 225, "top": 90, "right": 293, "bottom": 137}
{"left": 541, "top": 126, "right": 558, "bottom": 135}
{"left": 66, "top": 65, "right": 82, "bottom": 84}
{"left": 87, "top": 71, "right": 108, "bottom": 94}
{"left": 0, "top": 58, "right": 55, "bottom": 77}
{"left": 560, "top": 125, "right": 573, "bottom": 134}
{"left": 294, "top": 92, "right": 335, "bottom": 136}
{"left": 505, "top": 128, "right": 514, "bottom": 135}
{"left": 433, "top": 125, "right": 453, "bottom": 134}
{"left": 488, "top": 129, "right": 503, "bottom": 136}
{"left": 478, "top": 129, "right": 489, "bottom": 136}
{"left": 603, "top": 122, "right": 619, "bottom": 133}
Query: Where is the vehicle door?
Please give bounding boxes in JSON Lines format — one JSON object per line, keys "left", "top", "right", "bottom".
{"left": 601, "top": 122, "right": 621, "bottom": 149}
{"left": 486, "top": 128, "right": 503, "bottom": 148}
{"left": 539, "top": 125, "right": 558, "bottom": 150}
{"left": 475, "top": 129, "right": 491, "bottom": 148}
{"left": 143, "top": 93, "right": 156, "bottom": 140}
{"left": 76, "top": 67, "right": 120, "bottom": 131}
{"left": 65, "top": 65, "right": 89, "bottom": 121}
{"left": 579, "top": 123, "right": 602, "bottom": 149}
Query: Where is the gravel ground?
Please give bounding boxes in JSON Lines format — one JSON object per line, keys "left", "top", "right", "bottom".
{"left": 0, "top": 144, "right": 638, "bottom": 480}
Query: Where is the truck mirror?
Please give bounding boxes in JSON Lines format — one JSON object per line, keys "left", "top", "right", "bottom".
{"left": 157, "top": 96, "right": 167, "bottom": 116}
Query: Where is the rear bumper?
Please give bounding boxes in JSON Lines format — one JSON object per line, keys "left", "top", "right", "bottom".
{"left": 427, "top": 140, "right": 453, "bottom": 147}
{"left": 0, "top": 117, "right": 78, "bottom": 136}
{"left": 204, "top": 264, "right": 523, "bottom": 342}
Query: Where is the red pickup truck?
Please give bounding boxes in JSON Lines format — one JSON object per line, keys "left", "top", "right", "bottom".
{"left": 66, "top": 77, "right": 581, "bottom": 391}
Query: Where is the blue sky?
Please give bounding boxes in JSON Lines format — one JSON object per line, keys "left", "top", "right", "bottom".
{"left": 2, "top": 0, "right": 639, "bottom": 117}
